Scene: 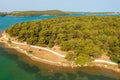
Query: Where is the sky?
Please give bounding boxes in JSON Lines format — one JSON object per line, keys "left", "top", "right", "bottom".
{"left": 0, "top": 0, "right": 120, "bottom": 12}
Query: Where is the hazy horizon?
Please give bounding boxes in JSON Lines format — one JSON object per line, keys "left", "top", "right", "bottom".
{"left": 0, "top": 0, "right": 120, "bottom": 12}
{"left": 1, "top": 10, "right": 120, "bottom": 13}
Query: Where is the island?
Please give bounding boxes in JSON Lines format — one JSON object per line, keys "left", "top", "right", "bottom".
{"left": 0, "top": 16, "right": 120, "bottom": 73}
{"left": 0, "top": 10, "right": 70, "bottom": 16}
{"left": 0, "top": 10, "right": 120, "bottom": 17}
{"left": 0, "top": 12, "right": 7, "bottom": 16}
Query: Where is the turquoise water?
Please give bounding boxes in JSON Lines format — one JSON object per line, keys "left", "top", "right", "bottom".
{"left": 0, "top": 15, "right": 120, "bottom": 80}
{"left": 0, "top": 16, "right": 56, "bottom": 31}
{"left": 69, "top": 13, "right": 120, "bottom": 16}
{"left": 0, "top": 14, "right": 120, "bottom": 31}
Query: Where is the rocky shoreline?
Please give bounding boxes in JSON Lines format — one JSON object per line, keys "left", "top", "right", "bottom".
{"left": 0, "top": 32, "right": 120, "bottom": 78}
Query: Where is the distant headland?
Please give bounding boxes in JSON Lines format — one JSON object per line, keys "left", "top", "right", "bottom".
{"left": 0, "top": 10, "right": 120, "bottom": 16}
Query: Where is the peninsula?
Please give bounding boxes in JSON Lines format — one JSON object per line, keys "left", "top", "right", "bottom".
{"left": 0, "top": 16, "right": 120, "bottom": 72}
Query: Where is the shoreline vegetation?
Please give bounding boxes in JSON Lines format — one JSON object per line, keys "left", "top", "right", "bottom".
{"left": 0, "top": 32, "right": 120, "bottom": 73}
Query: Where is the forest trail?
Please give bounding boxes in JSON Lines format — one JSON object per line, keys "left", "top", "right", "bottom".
{"left": 3, "top": 33, "right": 118, "bottom": 66}
{"left": 3, "top": 34, "right": 65, "bottom": 58}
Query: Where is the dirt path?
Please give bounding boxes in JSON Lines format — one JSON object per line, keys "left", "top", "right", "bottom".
{"left": 94, "top": 59, "right": 118, "bottom": 65}
{"left": 3, "top": 33, "right": 118, "bottom": 66}
{"left": 3, "top": 34, "right": 65, "bottom": 58}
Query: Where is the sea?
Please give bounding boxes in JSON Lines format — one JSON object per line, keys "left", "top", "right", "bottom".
{"left": 0, "top": 14, "right": 120, "bottom": 80}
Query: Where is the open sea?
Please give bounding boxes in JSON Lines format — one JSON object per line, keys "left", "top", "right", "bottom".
{"left": 0, "top": 15, "right": 120, "bottom": 80}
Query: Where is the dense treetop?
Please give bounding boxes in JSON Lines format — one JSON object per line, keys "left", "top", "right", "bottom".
{"left": 6, "top": 16, "right": 120, "bottom": 65}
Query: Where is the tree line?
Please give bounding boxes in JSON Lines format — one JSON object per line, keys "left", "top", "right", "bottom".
{"left": 6, "top": 16, "right": 120, "bottom": 65}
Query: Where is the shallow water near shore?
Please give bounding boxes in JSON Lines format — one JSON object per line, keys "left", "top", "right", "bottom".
{"left": 0, "top": 43, "right": 120, "bottom": 80}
